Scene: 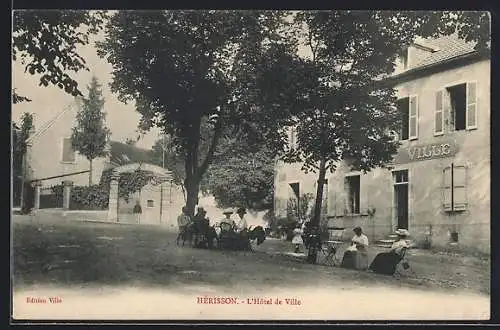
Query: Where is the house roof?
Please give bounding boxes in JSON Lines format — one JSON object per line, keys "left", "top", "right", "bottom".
{"left": 411, "top": 34, "right": 477, "bottom": 68}
{"left": 108, "top": 141, "right": 153, "bottom": 167}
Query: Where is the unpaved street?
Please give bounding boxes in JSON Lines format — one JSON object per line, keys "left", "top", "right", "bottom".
{"left": 12, "top": 216, "right": 490, "bottom": 320}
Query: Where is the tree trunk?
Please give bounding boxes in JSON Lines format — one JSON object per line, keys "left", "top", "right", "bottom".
{"left": 307, "top": 157, "right": 327, "bottom": 264}
{"left": 89, "top": 159, "right": 93, "bottom": 186}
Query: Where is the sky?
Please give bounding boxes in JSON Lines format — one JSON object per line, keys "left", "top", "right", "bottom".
{"left": 11, "top": 28, "right": 161, "bottom": 150}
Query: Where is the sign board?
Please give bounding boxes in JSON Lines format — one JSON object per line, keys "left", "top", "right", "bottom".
{"left": 391, "top": 140, "right": 459, "bottom": 165}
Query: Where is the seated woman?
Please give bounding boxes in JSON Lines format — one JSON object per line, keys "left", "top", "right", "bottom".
{"left": 369, "top": 228, "right": 410, "bottom": 275}
{"left": 341, "top": 227, "right": 369, "bottom": 270}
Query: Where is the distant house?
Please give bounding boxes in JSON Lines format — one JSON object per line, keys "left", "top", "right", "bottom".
{"left": 21, "top": 98, "right": 185, "bottom": 227}
{"left": 274, "top": 34, "right": 490, "bottom": 253}
{"left": 24, "top": 97, "right": 107, "bottom": 187}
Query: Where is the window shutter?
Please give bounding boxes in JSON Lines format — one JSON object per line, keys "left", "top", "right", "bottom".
{"left": 435, "top": 90, "right": 444, "bottom": 135}
{"left": 359, "top": 175, "right": 368, "bottom": 214}
{"left": 409, "top": 96, "right": 418, "bottom": 139}
{"left": 443, "top": 166, "right": 452, "bottom": 211}
{"left": 466, "top": 82, "right": 477, "bottom": 129}
{"left": 62, "top": 138, "right": 76, "bottom": 162}
{"left": 453, "top": 165, "right": 468, "bottom": 211}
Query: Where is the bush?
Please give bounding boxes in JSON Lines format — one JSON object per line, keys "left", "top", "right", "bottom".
{"left": 70, "top": 185, "right": 109, "bottom": 210}
{"left": 51, "top": 184, "right": 109, "bottom": 210}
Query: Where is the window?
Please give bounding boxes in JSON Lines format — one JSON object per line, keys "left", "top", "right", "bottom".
{"left": 393, "top": 170, "right": 408, "bottom": 184}
{"left": 345, "top": 175, "right": 360, "bottom": 214}
{"left": 147, "top": 199, "right": 155, "bottom": 208}
{"left": 443, "top": 164, "right": 467, "bottom": 212}
{"left": 397, "top": 96, "right": 418, "bottom": 140}
{"left": 446, "top": 82, "right": 477, "bottom": 131}
{"left": 61, "top": 137, "right": 76, "bottom": 163}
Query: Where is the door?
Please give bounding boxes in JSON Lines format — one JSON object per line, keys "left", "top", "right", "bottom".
{"left": 393, "top": 170, "right": 409, "bottom": 230}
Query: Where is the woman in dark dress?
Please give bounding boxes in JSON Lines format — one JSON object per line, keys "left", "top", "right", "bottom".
{"left": 369, "top": 229, "right": 410, "bottom": 275}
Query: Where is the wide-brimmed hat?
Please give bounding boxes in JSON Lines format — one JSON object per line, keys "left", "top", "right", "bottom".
{"left": 395, "top": 228, "right": 410, "bottom": 237}
{"left": 223, "top": 210, "right": 233, "bottom": 215}
{"left": 236, "top": 207, "right": 247, "bottom": 214}
{"left": 353, "top": 226, "right": 362, "bottom": 233}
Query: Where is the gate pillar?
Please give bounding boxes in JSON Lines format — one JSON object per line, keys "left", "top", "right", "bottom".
{"left": 33, "top": 181, "right": 42, "bottom": 211}
{"left": 107, "top": 172, "right": 120, "bottom": 222}
{"left": 62, "top": 180, "right": 73, "bottom": 210}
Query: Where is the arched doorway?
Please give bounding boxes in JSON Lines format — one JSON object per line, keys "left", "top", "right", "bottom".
{"left": 106, "top": 162, "right": 177, "bottom": 225}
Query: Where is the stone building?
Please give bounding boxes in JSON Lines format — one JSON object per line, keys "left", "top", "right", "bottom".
{"left": 274, "top": 35, "right": 490, "bottom": 253}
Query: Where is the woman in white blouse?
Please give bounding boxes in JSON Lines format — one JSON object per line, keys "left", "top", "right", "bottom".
{"left": 341, "top": 227, "right": 369, "bottom": 270}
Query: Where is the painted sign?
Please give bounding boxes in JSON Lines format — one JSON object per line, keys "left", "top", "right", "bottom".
{"left": 391, "top": 140, "right": 459, "bottom": 164}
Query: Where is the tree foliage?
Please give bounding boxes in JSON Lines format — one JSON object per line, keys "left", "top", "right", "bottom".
{"left": 97, "top": 10, "right": 287, "bottom": 215}
{"left": 12, "top": 10, "right": 107, "bottom": 102}
{"left": 202, "top": 145, "right": 275, "bottom": 210}
{"left": 71, "top": 76, "right": 111, "bottom": 185}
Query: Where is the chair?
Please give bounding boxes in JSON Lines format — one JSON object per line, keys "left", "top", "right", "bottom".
{"left": 394, "top": 247, "right": 416, "bottom": 277}
{"left": 321, "top": 242, "right": 339, "bottom": 266}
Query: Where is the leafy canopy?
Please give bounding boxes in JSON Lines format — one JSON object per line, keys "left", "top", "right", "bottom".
{"left": 12, "top": 10, "right": 107, "bottom": 102}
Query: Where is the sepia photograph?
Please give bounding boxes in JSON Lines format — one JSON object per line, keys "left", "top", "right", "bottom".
{"left": 11, "top": 9, "right": 491, "bottom": 322}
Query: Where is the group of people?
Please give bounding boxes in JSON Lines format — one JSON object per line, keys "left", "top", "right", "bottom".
{"left": 342, "top": 226, "right": 411, "bottom": 275}
{"left": 291, "top": 224, "right": 411, "bottom": 275}
{"left": 176, "top": 205, "right": 250, "bottom": 246}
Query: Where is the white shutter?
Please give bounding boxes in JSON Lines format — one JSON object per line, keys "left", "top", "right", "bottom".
{"left": 453, "top": 165, "right": 467, "bottom": 211}
{"left": 443, "top": 166, "right": 452, "bottom": 211}
{"left": 359, "top": 174, "right": 368, "bottom": 214}
{"left": 409, "top": 95, "right": 418, "bottom": 140}
{"left": 443, "top": 89, "right": 453, "bottom": 133}
{"left": 435, "top": 90, "right": 444, "bottom": 135}
{"left": 466, "top": 82, "right": 477, "bottom": 130}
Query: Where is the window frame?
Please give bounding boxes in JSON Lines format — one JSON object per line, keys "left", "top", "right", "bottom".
{"left": 442, "top": 80, "right": 471, "bottom": 133}
{"left": 146, "top": 199, "right": 155, "bottom": 208}
{"left": 61, "top": 137, "right": 77, "bottom": 164}
{"left": 344, "top": 174, "right": 361, "bottom": 215}
{"left": 396, "top": 96, "right": 410, "bottom": 141}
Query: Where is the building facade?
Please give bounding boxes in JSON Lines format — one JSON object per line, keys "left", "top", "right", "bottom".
{"left": 274, "top": 35, "right": 490, "bottom": 253}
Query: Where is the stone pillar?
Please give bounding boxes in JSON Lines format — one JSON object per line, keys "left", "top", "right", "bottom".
{"left": 33, "top": 181, "right": 42, "bottom": 211}
{"left": 62, "top": 180, "right": 73, "bottom": 210}
{"left": 107, "top": 173, "right": 120, "bottom": 223}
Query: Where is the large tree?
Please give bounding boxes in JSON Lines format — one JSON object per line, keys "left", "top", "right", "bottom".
{"left": 12, "top": 10, "right": 107, "bottom": 102}
{"left": 97, "top": 10, "right": 288, "bottom": 216}
{"left": 150, "top": 122, "right": 275, "bottom": 210}
{"left": 248, "top": 10, "right": 490, "bottom": 262}
{"left": 71, "top": 76, "right": 111, "bottom": 186}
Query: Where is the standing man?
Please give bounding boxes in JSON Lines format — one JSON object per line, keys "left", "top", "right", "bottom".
{"left": 133, "top": 200, "right": 142, "bottom": 224}
{"left": 176, "top": 206, "right": 192, "bottom": 246}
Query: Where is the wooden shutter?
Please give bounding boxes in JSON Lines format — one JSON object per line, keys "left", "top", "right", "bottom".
{"left": 453, "top": 165, "right": 468, "bottom": 211}
{"left": 435, "top": 90, "right": 444, "bottom": 135}
{"left": 466, "top": 82, "right": 477, "bottom": 129}
{"left": 443, "top": 166, "right": 452, "bottom": 211}
{"left": 359, "top": 174, "right": 368, "bottom": 214}
{"left": 409, "top": 96, "right": 418, "bottom": 139}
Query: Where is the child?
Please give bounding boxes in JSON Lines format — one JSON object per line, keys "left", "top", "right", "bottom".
{"left": 292, "top": 225, "right": 304, "bottom": 253}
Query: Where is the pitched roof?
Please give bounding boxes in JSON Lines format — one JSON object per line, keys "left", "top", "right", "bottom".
{"left": 108, "top": 140, "right": 153, "bottom": 167}
{"left": 411, "top": 34, "right": 477, "bottom": 69}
